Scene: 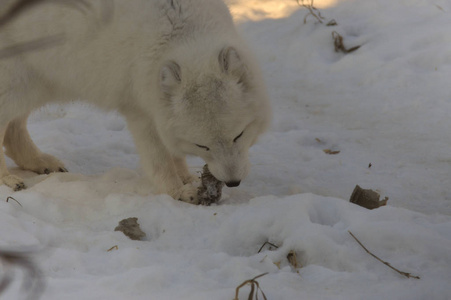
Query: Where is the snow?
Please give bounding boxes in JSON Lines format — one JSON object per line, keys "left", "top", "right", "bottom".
{"left": 1, "top": 0, "right": 451, "bottom": 299}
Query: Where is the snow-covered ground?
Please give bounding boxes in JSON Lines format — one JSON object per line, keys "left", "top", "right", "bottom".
{"left": 1, "top": 0, "right": 451, "bottom": 299}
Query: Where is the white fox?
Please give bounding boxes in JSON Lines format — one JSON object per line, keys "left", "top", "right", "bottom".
{"left": 0, "top": 0, "right": 271, "bottom": 203}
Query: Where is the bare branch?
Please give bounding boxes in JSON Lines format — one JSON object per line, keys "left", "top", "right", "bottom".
{"left": 349, "top": 231, "right": 420, "bottom": 279}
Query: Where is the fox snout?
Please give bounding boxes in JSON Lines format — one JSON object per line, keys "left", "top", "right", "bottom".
{"left": 207, "top": 159, "right": 249, "bottom": 188}
{"left": 225, "top": 180, "right": 241, "bottom": 187}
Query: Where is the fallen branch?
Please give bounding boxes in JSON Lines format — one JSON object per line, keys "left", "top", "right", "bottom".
{"left": 234, "top": 273, "right": 268, "bottom": 300}
{"left": 348, "top": 231, "right": 420, "bottom": 279}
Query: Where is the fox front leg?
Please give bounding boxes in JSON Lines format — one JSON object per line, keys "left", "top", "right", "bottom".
{"left": 124, "top": 113, "right": 198, "bottom": 204}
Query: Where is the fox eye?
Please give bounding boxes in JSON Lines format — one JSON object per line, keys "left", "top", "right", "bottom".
{"left": 196, "top": 144, "right": 210, "bottom": 151}
{"left": 233, "top": 131, "right": 244, "bottom": 143}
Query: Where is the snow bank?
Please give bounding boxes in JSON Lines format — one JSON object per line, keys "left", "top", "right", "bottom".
{"left": 1, "top": 179, "right": 450, "bottom": 299}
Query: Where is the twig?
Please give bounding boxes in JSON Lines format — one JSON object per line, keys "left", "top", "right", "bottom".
{"left": 297, "top": 0, "right": 324, "bottom": 24}
{"left": 348, "top": 231, "right": 420, "bottom": 279}
{"left": 297, "top": 1, "right": 361, "bottom": 54}
{"left": 257, "top": 241, "right": 279, "bottom": 253}
{"left": 234, "top": 273, "right": 268, "bottom": 300}
{"left": 6, "top": 196, "right": 22, "bottom": 207}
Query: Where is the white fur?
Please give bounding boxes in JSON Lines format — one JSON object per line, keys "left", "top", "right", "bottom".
{"left": 0, "top": 0, "right": 271, "bottom": 203}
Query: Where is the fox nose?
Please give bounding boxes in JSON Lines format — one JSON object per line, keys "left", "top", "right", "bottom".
{"left": 225, "top": 180, "right": 241, "bottom": 187}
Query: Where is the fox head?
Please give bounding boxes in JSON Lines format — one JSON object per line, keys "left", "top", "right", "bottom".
{"left": 156, "top": 45, "right": 271, "bottom": 187}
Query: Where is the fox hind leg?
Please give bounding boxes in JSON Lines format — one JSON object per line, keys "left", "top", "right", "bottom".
{"left": 3, "top": 113, "right": 67, "bottom": 176}
{"left": 0, "top": 124, "right": 26, "bottom": 190}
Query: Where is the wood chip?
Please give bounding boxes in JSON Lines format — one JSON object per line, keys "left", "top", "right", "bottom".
{"left": 323, "top": 149, "right": 340, "bottom": 155}
{"left": 350, "top": 185, "right": 388, "bottom": 209}
{"left": 114, "top": 217, "right": 146, "bottom": 240}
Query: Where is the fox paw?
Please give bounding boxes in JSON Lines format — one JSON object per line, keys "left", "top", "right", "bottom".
{"left": 2, "top": 174, "right": 26, "bottom": 191}
{"left": 21, "top": 153, "right": 68, "bottom": 175}
{"left": 181, "top": 174, "right": 200, "bottom": 185}
{"left": 179, "top": 183, "right": 199, "bottom": 205}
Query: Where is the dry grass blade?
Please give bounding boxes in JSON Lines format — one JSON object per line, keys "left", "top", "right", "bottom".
{"left": 435, "top": 5, "right": 444, "bottom": 12}
{"left": 0, "top": 249, "right": 45, "bottom": 300}
{"left": 286, "top": 250, "right": 300, "bottom": 269}
{"left": 234, "top": 273, "right": 268, "bottom": 300}
{"left": 297, "top": 0, "right": 337, "bottom": 26}
{"left": 6, "top": 196, "right": 23, "bottom": 207}
{"left": 348, "top": 231, "right": 420, "bottom": 279}
{"left": 297, "top": 0, "right": 325, "bottom": 24}
{"left": 332, "top": 31, "right": 361, "bottom": 54}
{"left": 107, "top": 245, "right": 118, "bottom": 252}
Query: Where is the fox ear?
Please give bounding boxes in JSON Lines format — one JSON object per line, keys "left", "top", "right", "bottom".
{"left": 219, "top": 47, "right": 248, "bottom": 85}
{"left": 160, "top": 61, "right": 181, "bottom": 94}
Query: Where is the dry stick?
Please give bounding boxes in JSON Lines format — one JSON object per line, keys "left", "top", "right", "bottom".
{"left": 234, "top": 273, "right": 268, "bottom": 300}
{"left": 348, "top": 231, "right": 420, "bottom": 279}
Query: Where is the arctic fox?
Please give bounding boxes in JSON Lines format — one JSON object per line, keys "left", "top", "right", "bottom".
{"left": 0, "top": 0, "right": 271, "bottom": 203}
